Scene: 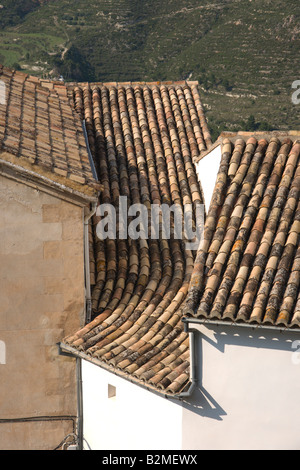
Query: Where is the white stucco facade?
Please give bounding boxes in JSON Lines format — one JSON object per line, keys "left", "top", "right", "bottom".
{"left": 195, "top": 144, "right": 221, "bottom": 209}
{"left": 81, "top": 359, "right": 182, "bottom": 450}
{"left": 81, "top": 323, "right": 300, "bottom": 450}
{"left": 184, "top": 323, "right": 300, "bottom": 450}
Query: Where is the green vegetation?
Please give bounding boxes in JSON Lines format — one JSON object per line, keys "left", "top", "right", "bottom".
{"left": 0, "top": 0, "right": 42, "bottom": 28}
{"left": 0, "top": 0, "right": 299, "bottom": 137}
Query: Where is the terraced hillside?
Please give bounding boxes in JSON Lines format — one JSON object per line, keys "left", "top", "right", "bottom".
{"left": 0, "top": 0, "right": 299, "bottom": 138}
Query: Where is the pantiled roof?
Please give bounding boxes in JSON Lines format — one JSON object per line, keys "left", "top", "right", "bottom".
{"left": 63, "top": 80, "right": 212, "bottom": 395}
{"left": 3, "top": 65, "right": 298, "bottom": 395}
{"left": 184, "top": 132, "right": 300, "bottom": 329}
{"left": 0, "top": 66, "right": 100, "bottom": 198}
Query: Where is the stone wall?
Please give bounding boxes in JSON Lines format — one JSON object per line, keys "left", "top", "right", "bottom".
{"left": 0, "top": 174, "right": 85, "bottom": 450}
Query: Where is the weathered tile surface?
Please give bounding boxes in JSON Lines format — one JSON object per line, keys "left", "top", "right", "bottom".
{"left": 0, "top": 66, "right": 99, "bottom": 197}
{"left": 64, "top": 81, "right": 212, "bottom": 394}
{"left": 184, "top": 133, "right": 300, "bottom": 330}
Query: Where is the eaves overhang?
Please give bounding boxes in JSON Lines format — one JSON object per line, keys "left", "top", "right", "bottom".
{"left": 182, "top": 316, "right": 300, "bottom": 335}
{"left": 58, "top": 342, "right": 192, "bottom": 401}
{"left": 0, "top": 151, "right": 102, "bottom": 207}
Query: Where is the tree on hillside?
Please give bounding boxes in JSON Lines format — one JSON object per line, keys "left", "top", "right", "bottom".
{"left": 51, "top": 45, "right": 95, "bottom": 82}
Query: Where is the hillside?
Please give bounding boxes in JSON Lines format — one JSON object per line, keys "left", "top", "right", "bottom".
{"left": 0, "top": 0, "right": 299, "bottom": 139}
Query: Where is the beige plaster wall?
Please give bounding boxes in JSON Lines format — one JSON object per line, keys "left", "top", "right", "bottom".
{"left": 0, "top": 175, "right": 86, "bottom": 450}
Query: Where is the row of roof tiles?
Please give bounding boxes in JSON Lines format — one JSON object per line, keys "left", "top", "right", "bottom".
{"left": 184, "top": 134, "right": 300, "bottom": 329}
{"left": 65, "top": 132, "right": 300, "bottom": 395}
{"left": 64, "top": 79, "right": 213, "bottom": 394}
{"left": 1, "top": 66, "right": 213, "bottom": 394}
{"left": 0, "top": 66, "right": 100, "bottom": 198}
{"left": 64, "top": 81, "right": 299, "bottom": 394}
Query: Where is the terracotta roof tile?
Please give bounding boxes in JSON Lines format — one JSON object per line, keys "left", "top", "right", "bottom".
{"left": 184, "top": 133, "right": 300, "bottom": 329}
{"left": 63, "top": 80, "right": 211, "bottom": 394}
{"left": 0, "top": 66, "right": 100, "bottom": 198}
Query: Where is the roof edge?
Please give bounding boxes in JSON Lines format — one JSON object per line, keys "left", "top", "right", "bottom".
{"left": 0, "top": 151, "right": 101, "bottom": 206}
{"left": 58, "top": 342, "right": 189, "bottom": 400}
{"left": 182, "top": 317, "right": 300, "bottom": 334}
{"left": 67, "top": 79, "right": 199, "bottom": 88}
{"left": 193, "top": 139, "right": 222, "bottom": 163}
{"left": 219, "top": 130, "right": 300, "bottom": 143}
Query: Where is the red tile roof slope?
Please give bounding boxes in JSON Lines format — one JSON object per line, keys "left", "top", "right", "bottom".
{"left": 184, "top": 133, "right": 300, "bottom": 329}
{"left": 0, "top": 66, "right": 99, "bottom": 197}
{"left": 63, "top": 80, "right": 212, "bottom": 395}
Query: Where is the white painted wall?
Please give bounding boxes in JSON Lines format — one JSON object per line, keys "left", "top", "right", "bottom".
{"left": 195, "top": 145, "right": 221, "bottom": 209}
{"left": 81, "top": 324, "right": 300, "bottom": 450}
{"left": 81, "top": 359, "right": 183, "bottom": 450}
{"left": 182, "top": 324, "right": 300, "bottom": 450}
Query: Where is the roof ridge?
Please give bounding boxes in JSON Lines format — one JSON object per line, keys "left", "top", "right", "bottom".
{"left": 219, "top": 130, "right": 300, "bottom": 141}
{"left": 0, "top": 65, "right": 70, "bottom": 99}
{"left": 67, "top": 80, "right": 199, "bottom": 88}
